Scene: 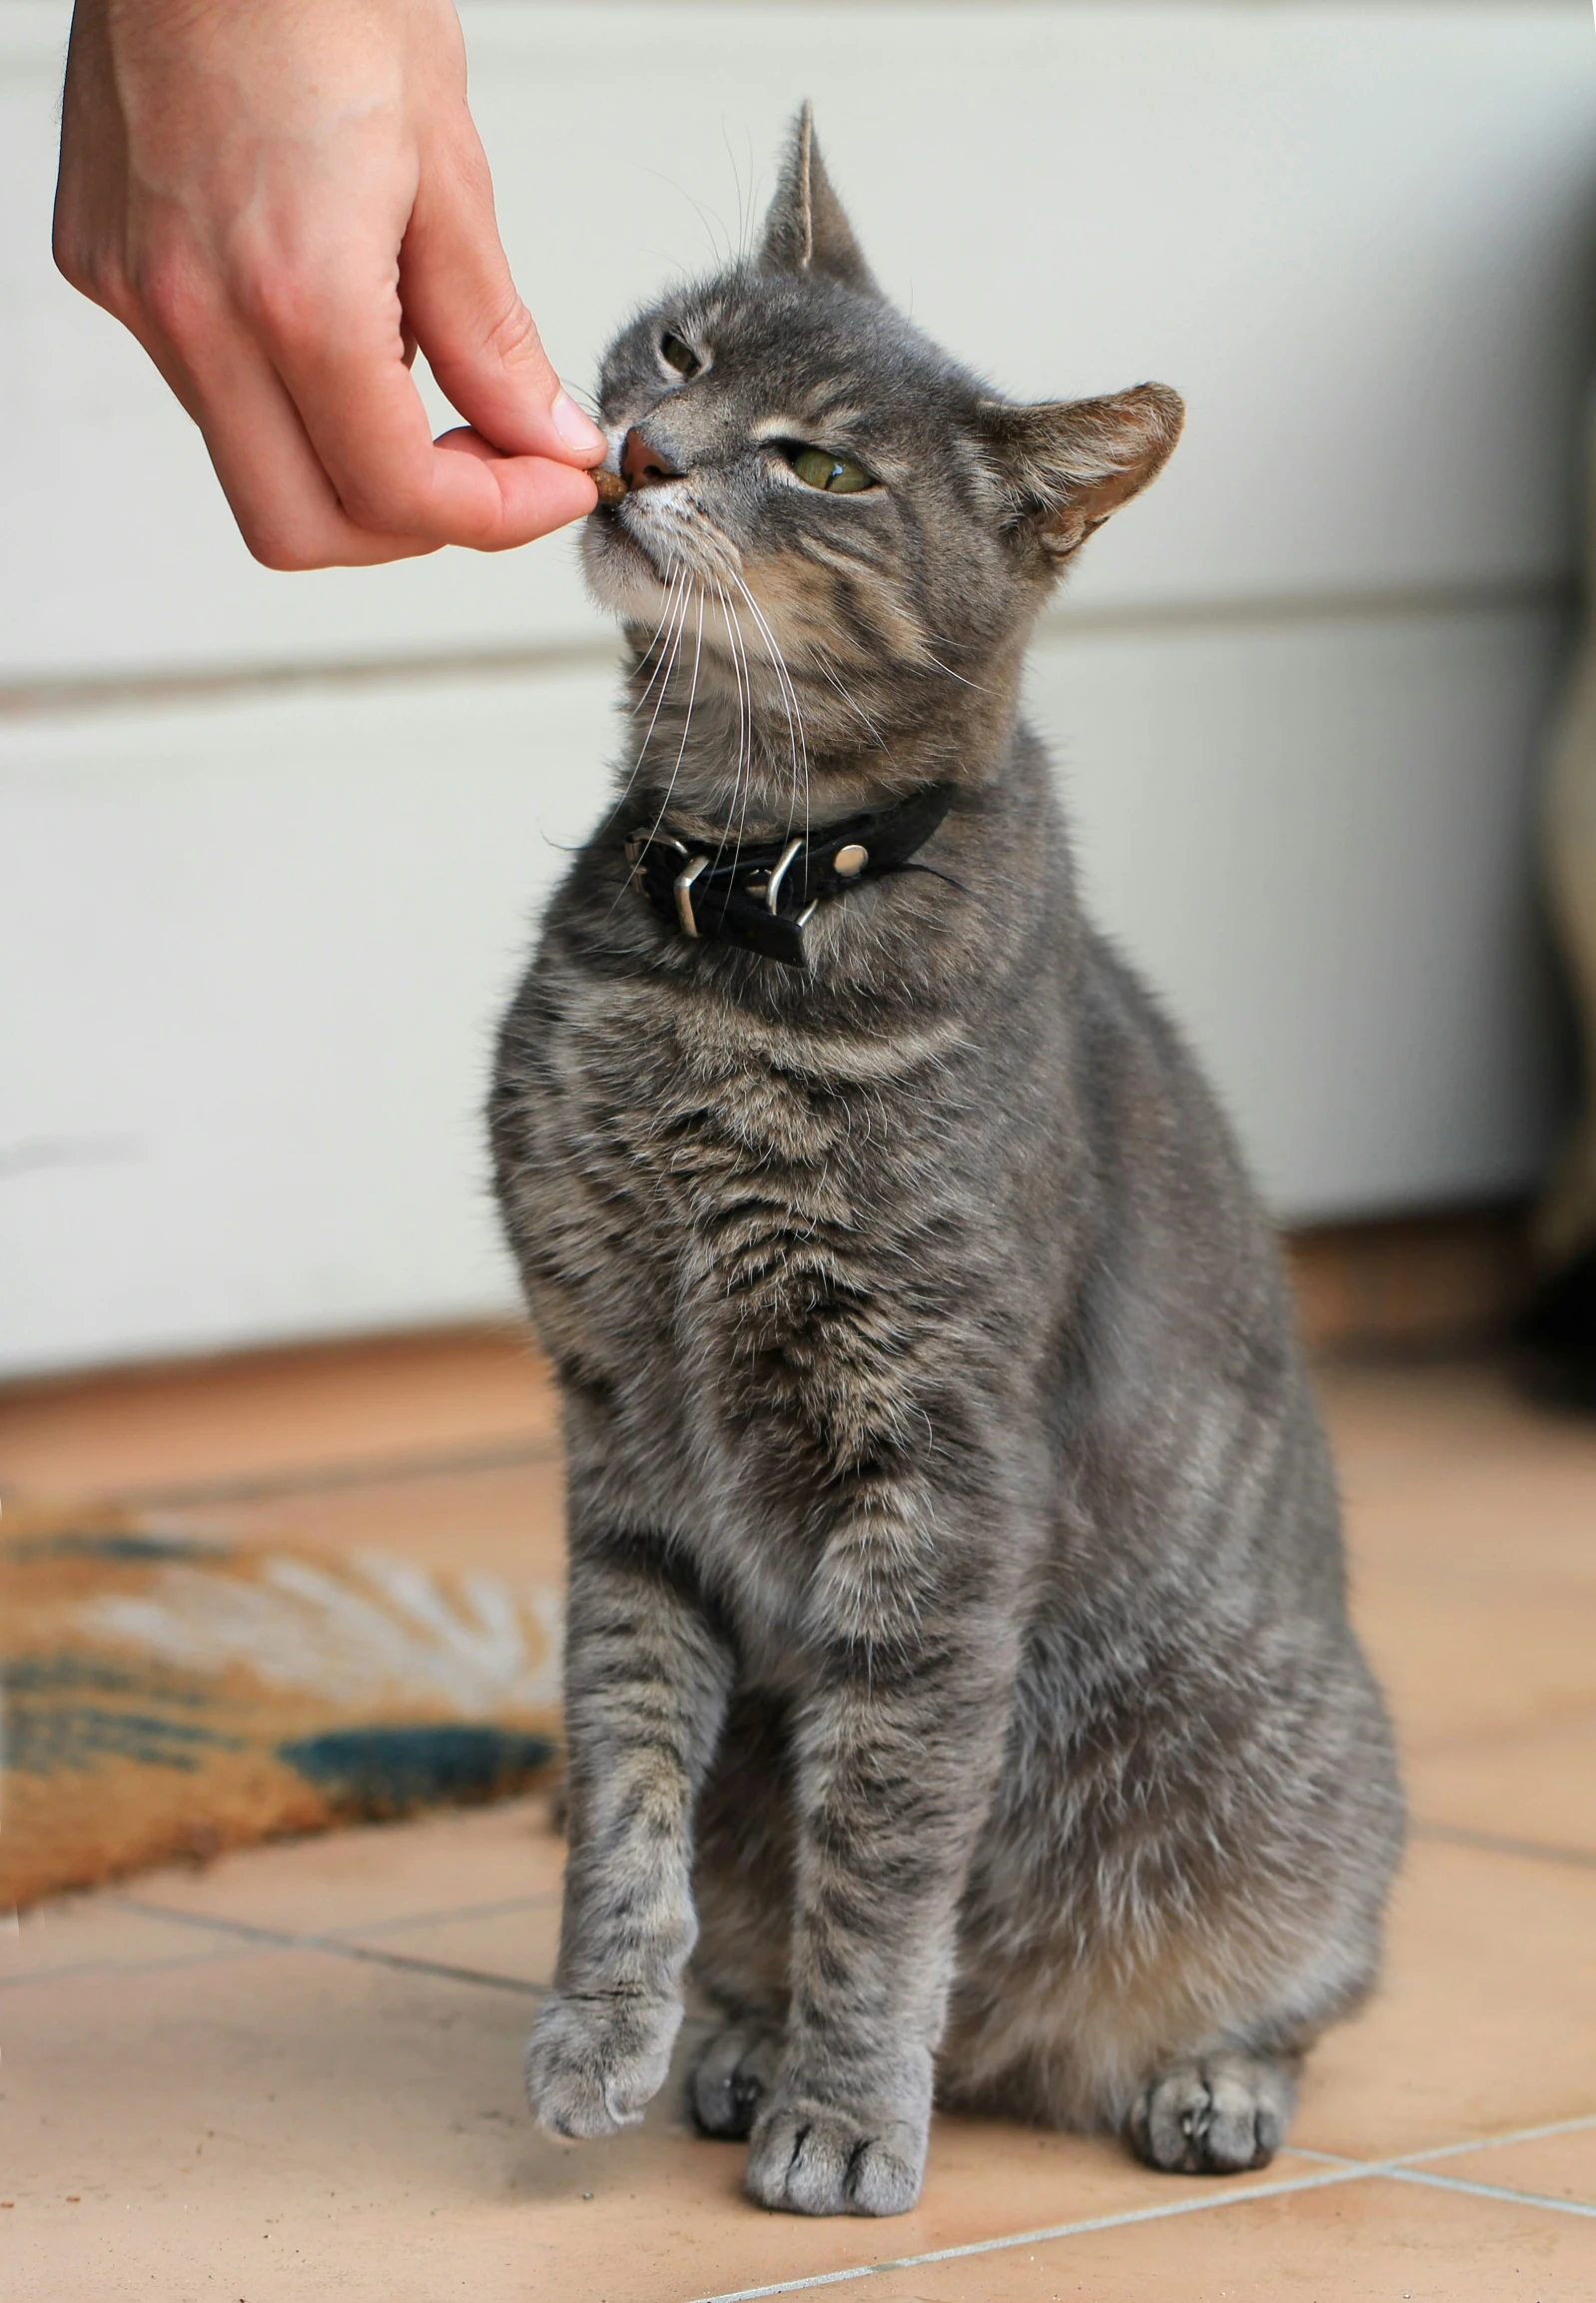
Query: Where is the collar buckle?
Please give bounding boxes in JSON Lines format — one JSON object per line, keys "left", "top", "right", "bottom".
{"left": 674, "top": 856, "right": 709, "bottom": 939}
{"left": 764, "top": 837, "right": 804, "bottom": 917}
{"left": 625, "top": 784, "right": 954, "bottom": 971}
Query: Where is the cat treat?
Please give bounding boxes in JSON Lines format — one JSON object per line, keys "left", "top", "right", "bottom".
{"left": 588, "top": 467, "right": 627, "bottom": 504}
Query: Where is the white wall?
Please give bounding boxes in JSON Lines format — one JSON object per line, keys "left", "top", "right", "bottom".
{"left": 2, "top": 2, "right": 1593, "bottom": 1374}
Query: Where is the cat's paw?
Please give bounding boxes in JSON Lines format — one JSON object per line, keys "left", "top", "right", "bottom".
{"left": 744, "top": 2090, "right": 927, "bottom": 2217}
{"left": 1128, "top": 2051, "right": 1295, "bottom": 2174}
{"left": 688, "top": 2024, "right": 781, "bottom": 2140}
{"left": 524, "top": 1987, "right": 683, "bottom": 2139}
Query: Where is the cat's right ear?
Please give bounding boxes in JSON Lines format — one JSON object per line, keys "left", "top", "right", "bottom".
{"left": 978, "top": 384, "right": 1185, "bottom": 559}
{"left": 758, "top": 103, "right": 881, "bottom": 297}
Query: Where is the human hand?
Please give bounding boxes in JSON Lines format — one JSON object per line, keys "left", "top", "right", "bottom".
{"left": 54, "top": 0, "right": 606, "bottom": 569}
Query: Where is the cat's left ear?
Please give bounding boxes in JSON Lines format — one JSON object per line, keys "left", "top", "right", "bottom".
{"left": 758, "top": 103, "right": 880, "bottom": 297}
{"left": 978, "top": 384, "right": 1185, "bottom": 558}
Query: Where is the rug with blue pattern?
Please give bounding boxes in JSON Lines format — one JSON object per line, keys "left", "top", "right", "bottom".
{"left": 1, "top": 1508, "right": 562, "bottom": 1908}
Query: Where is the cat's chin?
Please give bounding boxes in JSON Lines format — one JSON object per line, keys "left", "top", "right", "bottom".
{"left": 581, "top": 518, "right": 674, "bottom": 629}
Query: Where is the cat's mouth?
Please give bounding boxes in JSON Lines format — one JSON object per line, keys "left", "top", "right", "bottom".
{"left": 605, "top": 501, "right": 667, "bottom": 577}
{"left": 582, "top": 484, "right": 732, "bottom": 630}
{"left": 583, "top": 500, "right": 675, "bottom": 618}
{"left": 582, "top": 480, "right": 796, "bottom": 689}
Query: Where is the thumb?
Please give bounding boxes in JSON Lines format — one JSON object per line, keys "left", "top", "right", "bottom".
{"left": 400, "top": 130, "right": 604, "bottom": 466}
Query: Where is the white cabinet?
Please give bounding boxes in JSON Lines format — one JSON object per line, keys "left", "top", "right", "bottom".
{"left": 3, "top": 3, "right": 1592, "bottom": 1370}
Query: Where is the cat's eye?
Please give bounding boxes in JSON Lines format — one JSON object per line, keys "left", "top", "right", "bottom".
{"left": 659, "top": 331, "right": 702, "bottom": 380}
{"left": 790, "top": 445, "right": 874, "bottom": 494}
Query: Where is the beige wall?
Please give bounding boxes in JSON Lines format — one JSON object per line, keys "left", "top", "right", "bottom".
{"left": 3, "top": 1, "right": 1593, "bottom": 1372}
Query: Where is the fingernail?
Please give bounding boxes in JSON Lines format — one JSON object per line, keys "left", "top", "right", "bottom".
{"left": 552, "top": 389, "right": 605, "bottom": 456}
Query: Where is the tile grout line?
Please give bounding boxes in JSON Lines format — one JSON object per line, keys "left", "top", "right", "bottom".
{"left": 1296, "top": 2110, "right": 1596, "bottom": 2173}
{"left": 1407, "top": 1820, "right": 1596, "bottom": 1873}
{"left": 341, "top": 1890, "right": 564, "bottom": 1941}
{"left": 1293, "top": 2118, "right": 1596, "bottom": 2216}
{"left": 57, "top": 1907, "right": 1596, "bottom": 2285}
{"left": 108, "top": 1897, "right": 742, "bottom": 2035}
{"left": 0, "top": 1940, "right": 314, "bottom": 1992}
{"left": 97, "top": 1918, "right": 1596, "bottom": 2173}
{"left": 1381, "top": 2167, "right": 1596, "bottom": 2218}
{"left": 684, "top": 2165, "right": 1380, "bottom": 2303}
{"left": 115, "top": 1896, "right": 550, "bottom": 1998}
{"left": 685, "top": 2115, "right": 1596, "bottom": 2303}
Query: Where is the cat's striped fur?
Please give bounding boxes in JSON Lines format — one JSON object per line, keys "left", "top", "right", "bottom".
{"left": 490, "top": 111, "right": 1402, "bottom": 2217}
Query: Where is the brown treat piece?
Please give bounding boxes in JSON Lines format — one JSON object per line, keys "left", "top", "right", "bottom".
{"left": 589, "top": 467, "right": 626, "bottom": 505}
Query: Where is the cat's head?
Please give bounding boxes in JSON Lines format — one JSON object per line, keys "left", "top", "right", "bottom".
{"left": 583, "top": 107, "right": 1182, "bottom": 780}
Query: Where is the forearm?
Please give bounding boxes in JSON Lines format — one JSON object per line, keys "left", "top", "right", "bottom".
{"left": 787, "top": 1634, "right": 1017, "bottom": 2063}
{"left": 525, "top": 1533, "right": 734, "bottom": 2138}
{"left": 553, "top": 1538, "right": 735, "bottom": 1998}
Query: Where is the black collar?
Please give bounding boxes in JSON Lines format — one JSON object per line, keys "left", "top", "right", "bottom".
{"left": 624, "top": 784, "right": 956, "bottom": 970}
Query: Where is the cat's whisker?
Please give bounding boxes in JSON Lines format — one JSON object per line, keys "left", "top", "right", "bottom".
{"left": 810, "top": 653, "right": 889, "bottom": 753}
{"left": 596, "top": 573, "right": 697, "bottom": 933}
{"left": 627, "top": 570, "right": 693, "bottom": 786}
{"left": 666, "top": 586, "right": 707, "bottom": 804}
{"left": 620, "top": 607, "right": 684, "bottom": 786}
{"left": 635, "top": 582, "right": 707, "bottom": 863}
{"left": 628, "top": 562, "right": 684, "bottom": 687}
{"left": 720, "top": 579, "right": 765, "bottom": 874}
{"left": 627, "top": 562, "right": 690, "bottom": 719}
{"left": 711, "top": 579, "right": 755, "bottom": 871}
{"left": 724, "top": 567, "right": 811, "bottom": 844}
{"left": 714, "top": 569, "right": 808, "bottom": 844}
{"left": 921, "top": 645, "right": 985, "bottom": 694}
{"left": 720, "top": 125, "right": 755, "bottom": 266}
{"left": 726, "top": 595, "right": 760, "bottom": 870}
{"left": 602, "top": 577, "right": 693, "bottom": 848}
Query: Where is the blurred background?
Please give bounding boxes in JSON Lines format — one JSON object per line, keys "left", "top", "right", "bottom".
{"left": 3, "top": 0, "right": 1596, "bottom": 1376}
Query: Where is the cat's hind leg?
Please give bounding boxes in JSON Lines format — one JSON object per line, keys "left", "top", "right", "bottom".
{"left": 688, "top": 2024, "right": 783, "bottom": 2140}
{"left": 1128, "top": 2049, "right": 1297, "bottom": 2174}
{"left": 687, "top": 1689, "right": 794, "bottom": 2143}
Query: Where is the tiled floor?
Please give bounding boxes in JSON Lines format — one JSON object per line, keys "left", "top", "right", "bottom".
{"left": 2, "top": 1336, "right": 1594, "bottom": 2300}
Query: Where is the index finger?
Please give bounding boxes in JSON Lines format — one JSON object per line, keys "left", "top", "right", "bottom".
{"left": 248, "top": 253, "right": 597, "bottom": 550}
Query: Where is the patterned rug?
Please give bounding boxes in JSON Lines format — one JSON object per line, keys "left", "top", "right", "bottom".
{"left": 0, "top": 1505, "right": 562, "bottom": 1910}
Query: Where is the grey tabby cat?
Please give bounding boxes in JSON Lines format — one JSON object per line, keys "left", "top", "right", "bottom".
{"left": 491, "top": 110, "right": 1402, "bottom": 2219}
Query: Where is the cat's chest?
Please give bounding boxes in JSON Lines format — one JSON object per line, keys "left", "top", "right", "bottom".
{"left": 582, "top": 1038, "right": 866, "bottom": 1286}
{"left": 528, "top": 990, "right": 942, "bottom": 1364}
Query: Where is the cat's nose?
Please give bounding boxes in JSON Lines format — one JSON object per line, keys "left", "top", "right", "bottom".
{"left": 621, "top": 427, "right": 683, "bottom": 489}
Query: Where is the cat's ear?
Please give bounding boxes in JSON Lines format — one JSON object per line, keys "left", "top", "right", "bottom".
{"left": 978, "top": 384, "right": 1184, "bottom": 558}
{"left": 758, "top": 103, "right": 880, "bottom": 297}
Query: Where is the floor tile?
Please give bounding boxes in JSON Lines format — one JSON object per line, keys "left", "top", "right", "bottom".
{"left": 0, "top": 1927, "right": 1328, "bottom": 2303}
{"left": 857, "top": 2171, "right": 1595, "bottom": 2303}
{"left": 1431, "top": 2119, "right": 1596, "bottom": 2209}
{"left": 586, "top": 2129, "right": 1332, "bottom": 2303}
{"left": 1349, "top": 1556, "right": 1596, "bottom": 1751}
{"left": 1314, "top": 1358, "right": 1596, "bottom": 1486}
{"left": 337, "top": 1891, "right": 564, "bottom": 1989}
{"left": 1292, "top": 1839, "right": 1596, "bottom": 2159}
{"left": 0, "top": 1327, "right": 555, "bottom": 1502}
{"left": 0, "top": 1944, "right": 548, "bottom": 2302}
{"left": 125, "top": 1793, "right": 565, "bottom": 1935}
{"left": 0, "top": 1894, "right": 258, "bottom": 1987}
{"left": 1343, "top": 1452, "right": 1596, "bottom": 1591}
{"left": 5, "top": 1345, "right": 1595, "bottom": 2297}
{"left": 1405, "top": 1718, "right": 1596, "bottom": 1857}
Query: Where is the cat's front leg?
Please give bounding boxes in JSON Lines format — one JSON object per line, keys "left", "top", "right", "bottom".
{"left": 745, "top": 1508, "right": 1020, "bottom": 2217}
{"left": 527, "top": 1529, "right": 733, "bottom": 2139}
